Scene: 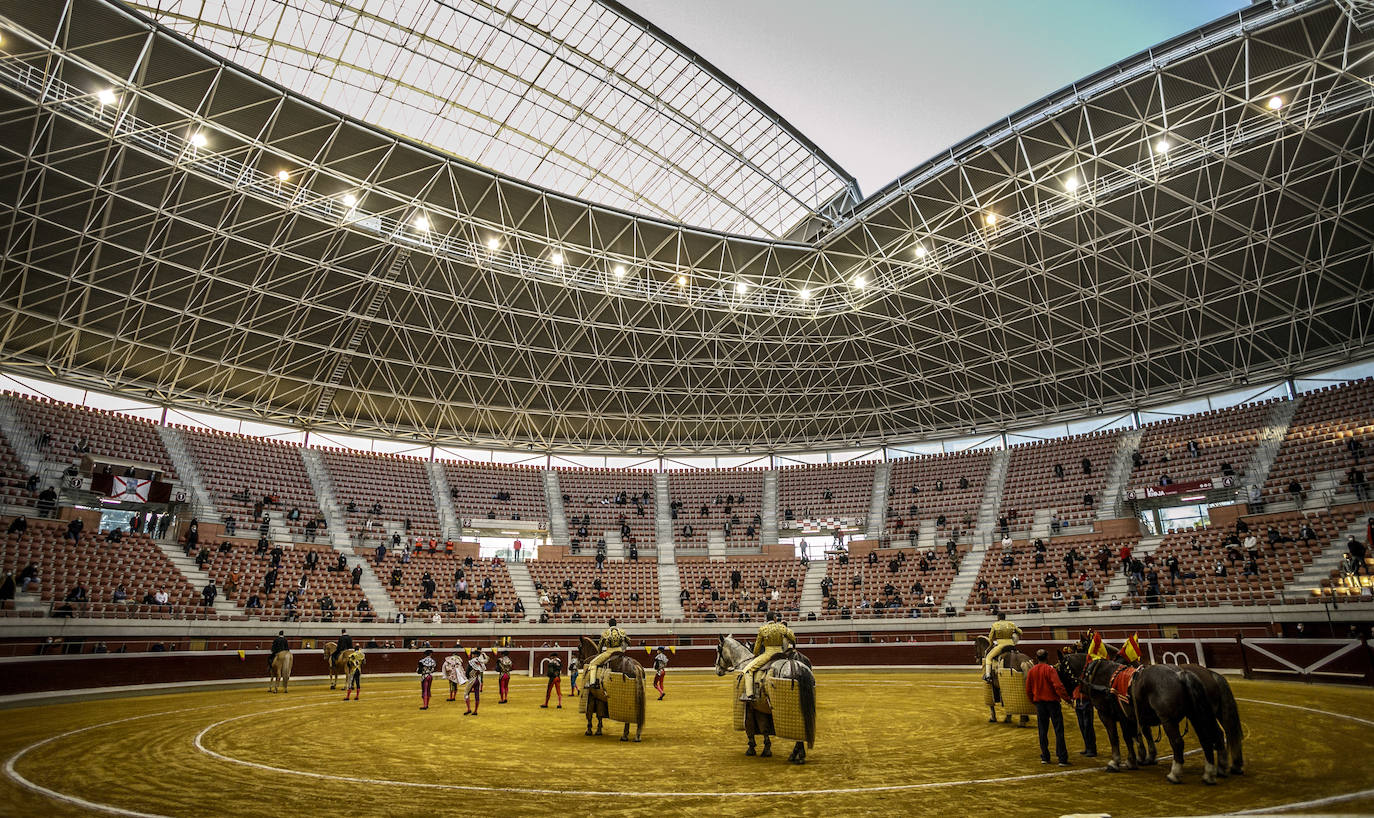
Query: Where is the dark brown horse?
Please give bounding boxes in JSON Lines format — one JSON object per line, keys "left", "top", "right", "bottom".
{"left": 1173, "top": 663, "right": 1245, "bottom": 777}
{"left": 974, "top": 634, "right": 1031, "bottom": 725}
{"left": 715, "top": 635, "right": 816, "bottom": 764}
{"left": 1059, "top": 651, "right": 1225, "bottom": 784}
{"left": 577, "top": 636, "right": 645, "bottom": 742}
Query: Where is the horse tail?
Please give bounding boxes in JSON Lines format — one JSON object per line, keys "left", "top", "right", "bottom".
{"left": 634, "top": 663, "right": 646, "bottom": 729}
{"left": 282, "top": 650, "right": 293, "bottom": 680}
{"left": 797, "top": 661, "right": 816, "bottom": 749}
{"left": 1210, "top": 671, "right": 1244, "bottom": 771}
{"left": 1180, "top": 669, "right": 1221, "bottom": 751}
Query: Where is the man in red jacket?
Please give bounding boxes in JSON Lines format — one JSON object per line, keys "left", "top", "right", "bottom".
{"left": 1025, "top": 649, "right": 1071, "bottom": 766}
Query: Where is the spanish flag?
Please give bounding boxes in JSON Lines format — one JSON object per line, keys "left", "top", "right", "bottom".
{"left": 1087, "top": 632, "right": 1109, "bottom": 661}
{"left": 1121, "top": 633, "right": 1142, "bottom": 663}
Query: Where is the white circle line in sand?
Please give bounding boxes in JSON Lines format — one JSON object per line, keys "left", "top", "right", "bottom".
{"left": 6, "top": 685, "right": 1371, "bottom": 811}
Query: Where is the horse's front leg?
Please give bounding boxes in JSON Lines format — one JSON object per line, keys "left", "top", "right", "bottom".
{"left": 745, "top": 722, "right": 757, "bottom": 757}
{"left": 1120, "top": 720, "right": 1141, "bottom": 770}
{"left": 789, "top": 741, "right": 806, "bottom": 765}
{"left": 1138, "top": 727, "right": 1157, "bottom": 766}
{"left": 585, "top": 707, "right": 595, "bottom": 736}
{"left": 633, "top": 721, "right": 642, "bottom": 743}
{"left": 595, "top": 713, "right": 604, "bottom": 736}
{"left": 1103, "top": 717, "right": 1124, "bottom": 772}
{"left": 987, "top": 703, "right": 998, "bottom": 723}
{"left": 760, "top": 734, "right": 772, "bottom": 758}
{"left": 620, "top": 722, "right": 630, "bottom": 742}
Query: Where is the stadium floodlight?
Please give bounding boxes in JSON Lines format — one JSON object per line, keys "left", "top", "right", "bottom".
{"left": 341, "top": 193, "right": 357, "bottom": 207}
{"left": 1064, "top": 175, "right": 1080, "bottom": 193}
{"left": 550, "top": 251, "right": 563, "bottom": 265}
{"left": 853, "top": 275, "right": 866, "bottom": 289}
{"left": 487, "top": 237, "right": 500, "bottom": 250}
{"left": 1267, "top": 95, "right": 1283, "bottom": 110}
{"left": 798, "top": 288, "right": 811, "bottom": 300}
{"left": 1155, "top": 138, "right": 1170, "bottom": 154}
{"left": 276, "top": 170, "right": 290, "bottom": 182}
{"left": 736, "top": 281, "right": 749, "bottom": 294}
{"left": 189, "top": 131, "right": 207, "bottom": 148}
{"left": 96, "top": 88, "right": 117, "bottom": 105}
{"left": 677, "top": 275, "right": 688, "bottom": 286}
{"left": 613, "top": 265, "right": 626, "bottom": 278}
{"left": 914, "top": 244, "right": 927, "bottom": 258}
{"left": 984, "top": 213, "right": 997, "bottom": 226}
{"left": 413, "top": 215, "right": 430, "bottom": 232}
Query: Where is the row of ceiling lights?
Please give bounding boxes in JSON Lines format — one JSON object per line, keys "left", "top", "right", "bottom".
{"left": 111, "top": 78, "right": 1287, "bottom": 304}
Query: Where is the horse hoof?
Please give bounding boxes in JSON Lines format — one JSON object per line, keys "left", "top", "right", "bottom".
{"left": 585, "top": 731, "right": 594, "bottom": 736}
{"left": 620, "top": 736, "right": 628, "bottom": 742}
{"left": 760, "top": 749, "right": 772, "bottom": 758}
{"left": 1203, "top": 777, "right": 1217, "bottom": 786}
{"left": 1105, "top": 765, "right": 1120, "bottom": 773}
{"left": 633, "top": 738, "right": 641, "bottom": 743}
{"left": 790, "top": 758, "right": 805, "bottom": 765}
{"left": 1167, "top": 775, "right": 1182, "bottom": 784}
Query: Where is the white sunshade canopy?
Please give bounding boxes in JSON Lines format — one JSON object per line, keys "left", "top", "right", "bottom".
{"left": 125, "top": 0, "right": 858, "bottom": 239}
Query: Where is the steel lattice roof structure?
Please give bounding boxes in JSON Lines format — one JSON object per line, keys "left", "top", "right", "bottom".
{"left": 0, "top": 0, "right": 1372, "bottom": 453}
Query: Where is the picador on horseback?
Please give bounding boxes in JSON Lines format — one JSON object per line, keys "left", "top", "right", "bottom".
{"left": 582, "top": 618, "right": 628, "bottom": 690}
{"left": 982, "top": 613, "right": 1022, "bottom": 682}
{"left": 740, "top": 612, "right": 796, "bottom": 701}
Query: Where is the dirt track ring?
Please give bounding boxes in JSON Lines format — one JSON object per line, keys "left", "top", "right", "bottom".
{"left": 3, "top": 673, "right": 1371, "bottom": 816}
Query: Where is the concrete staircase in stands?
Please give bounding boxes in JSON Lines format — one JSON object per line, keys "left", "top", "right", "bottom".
{"left": 761, "top": 469, "right": 780, "bottom": 547}
{"left": 154, "top": 538, "right": 240, "bottom": 617}
{"left": 865, "top": 460, "right": 891, "bottom": 537}
{"left": 657, "top": 539, "right": 684, "bottom": 621}
{"left": 155, "top": 425, "right": 217, "bottom": 520}
{"left": 505, "top": 559, "right": 543, "bottom": 622}
{"left": 544, "top": 470, "right": 569, "bottom": 547}
{"left": 1283, "top": 513, "right": 1372, "bottom": 601}
{"left": 1241, "top": 398, "right": 1301, "bottom": 492}
{"left": 975, "top": 449, "right": 1010, "bottom": 544}
{"left": 653, "top": 472, "right": 674, "bottom": 555}
{"left": 798, "top": 559, "right": 829, "bottom": 616}
{"left": 424, "top": 460, "right": 463, "bottom": 541}
{"left": 1100, "top": 533, "right": 1165, "bottom": 606}
{"left": 1098, "top": 428, "right": 1144, "bottom": 520}
{"left": 299, "top": 448, "right": 398, "bottom": 621}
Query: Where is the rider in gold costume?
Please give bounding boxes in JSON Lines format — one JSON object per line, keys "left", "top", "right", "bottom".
{"left": 581, "top": 618, "right": 628, "bottom": 689}
{"left": 982, "top": 612, "right": 1022, "bottom": 681}
{"left": 739, "top": 612, "right": 796, "bottom": 701}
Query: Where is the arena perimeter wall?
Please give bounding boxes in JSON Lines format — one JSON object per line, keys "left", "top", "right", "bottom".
{"left": 0, "top": 632, "right": 1369, "bottom": 697}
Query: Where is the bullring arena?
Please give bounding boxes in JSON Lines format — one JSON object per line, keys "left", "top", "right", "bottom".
{"left": 2, "top": 0, "right": 1374, "bottom": 815}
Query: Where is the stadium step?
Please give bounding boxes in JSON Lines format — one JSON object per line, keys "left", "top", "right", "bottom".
{"left": 299, "top": 447, "right": 398, "bottom": 619}
{"left": 1098, "top": 427, "right": 1144, "bottom": 520}
{"left": 1240, "top": 397, "right": 1301, "bottom": 491}
{"left": 760, "top": 469, "right": 779, "bottom": 547}
{"left": 657, "top": 544, "right": 684, "bottom": 620}
{"left": 798, "top": 558, "right": 829, "bottom": 616}
{"left": 155, "top": 425, "right": 217, "bottom": 519}
{"left": 504, "top": 559, "right": 543, "bottom": 622}
{"left": 1284, "top": 513, "right": 1372, "bottom": 600}
{"left": 653, "top": 472, "right": 674, "bottom": 554}
{"left": 153, "top": 538, "right": 240, "bottom": 617}
{"left": 0, "top": 393, "right": 43, "bottom": 474}
{"left": 604, "top": 529, "right": 625, "bottom": 561}
{"left": 975, "top": 449, "right": 1010, "bottom": 543}
{"left": 1099, "top": 534, "right": 1163, "bottom": 607}
{"left": 865, "top": 461, "right": 891, "bottom": 538}
{"left": 424, "top": 460, "right": 463, "bottom": 541}
{"left": 707, "top": 530, "right": 727, "bottom": 562}
{"left": 543, "top": 470, "right": 569, "bottom": 548}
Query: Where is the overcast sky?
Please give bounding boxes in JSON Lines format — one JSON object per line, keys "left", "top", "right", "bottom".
{"left": 620, "top": 0, "right": 1247, "bottom": 197}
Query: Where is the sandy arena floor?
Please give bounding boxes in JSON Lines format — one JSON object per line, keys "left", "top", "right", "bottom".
{"left": 1, "top": 669, "right": 1370, "bottom": 817}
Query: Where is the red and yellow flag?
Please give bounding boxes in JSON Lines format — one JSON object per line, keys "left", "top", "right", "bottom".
{"left": 1087, "top": 632, "right": 1109, "bottom": 661}
{"left": 1121, "top": 633, "right": 1142, "bottom": 663}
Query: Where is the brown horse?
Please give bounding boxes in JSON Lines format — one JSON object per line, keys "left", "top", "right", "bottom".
{"left": 974, "top": 635, "right": 1032, "bottom": 725}
{"left": 1176, "top": 663, "right": 1244, "bottom": 776}
{"left": 715, "top": 635, "right": 816, "bottom": 764}
{"left": 1058, "top": 651, "right": 1225, "bottom": 784}
{"left": 268, "top": 649, "right": 293, "bottom": 693}
{"left": 577, "top": 636, "right": 645, "bottom": 742}
{"left": 323, "top": 642, "right": 355, "bottom": 689}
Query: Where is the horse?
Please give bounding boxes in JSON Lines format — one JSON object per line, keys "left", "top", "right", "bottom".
{"left": 974, "top": 634, "right": 1032, "bottom": 726}
{"left": 1174, "top": 663, "right": 1245, "bottom": 777}
{"left": 268, "top": 649, "right": 293, "bottom": 693}
{"left": 1058, "top": 651, "right": 1224, "bottom": 784}
{"left": 577, "top": 636, "right": 645, "bottom": 742}
{"left": 323, "top": 641, "right": 355, "bottom": 689}
{"left": 715, "top": 634, "right": 816, "bottom": 764}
